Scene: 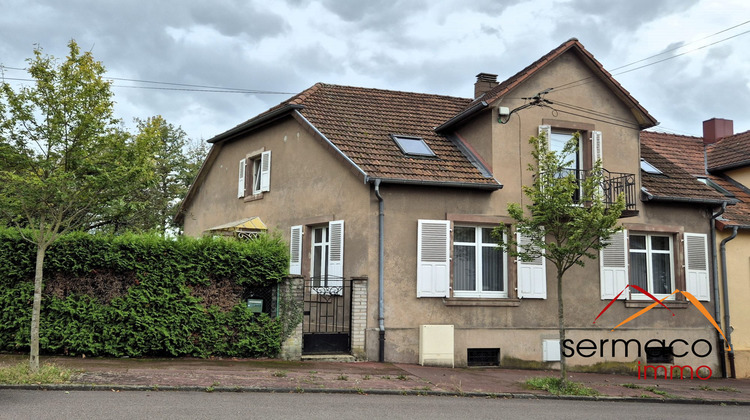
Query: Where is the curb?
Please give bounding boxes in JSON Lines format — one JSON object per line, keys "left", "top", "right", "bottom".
{"left": 1, "top": 384, "right": 747, "bottom": 405}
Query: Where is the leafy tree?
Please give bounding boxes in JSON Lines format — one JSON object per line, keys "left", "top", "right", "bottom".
{"left": 0, "top": 41, "right": 152, "bottom": 371}
{"left": 497, "top": 132, "right": 625, "bottom": 385}
{"left": 103, "top": 116, "right": 206, "bottom": 235}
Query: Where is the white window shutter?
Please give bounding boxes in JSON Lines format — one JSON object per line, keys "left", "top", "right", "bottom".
{"left": 600, "top": 230, "right": 628, "bottom": 300}
{"left": 517, "top": 232, "right": 546, "bottom": 299}
{"left": 289, "top": 225, "right": 303, "bottom": 275}
{"left": 417, "top": 220, "right": 450, "bottom": 298}
{"left": 684, "top": 233, "right": 710, "bottom": 301}
{"left": 538, "top": 125, "right": 552, "bottom": 150}
{"left": 260, "top": 151, "right": 271, "bottom": 192}
{"left": 591, "top": 131, "right": 603, "bottom": 164}
{"left": 238, "top": 158, "right": 246, "bottom": 198}
{"left": 327, "top": 220, "right": 344, "bottom": 288}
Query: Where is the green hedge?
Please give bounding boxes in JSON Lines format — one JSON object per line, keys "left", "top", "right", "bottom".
{"left": 0, "top": 229, "right": 289, "bottom": 358}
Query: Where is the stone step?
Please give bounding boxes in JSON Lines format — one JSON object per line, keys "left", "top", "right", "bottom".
{"left": 301, "top": 354, "right": 356, "bottom": 362}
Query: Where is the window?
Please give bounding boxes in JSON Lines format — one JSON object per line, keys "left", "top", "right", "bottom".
{"left": 600, "top": 230, "right": 710, "bottom": 301}
{"left": 238, "top": 150, "right": 271, "bottom": 198}
{"left": 417, "top": 220, "right": 544, "bottom": 299}
{"left": 629, "top": 234, "right": 674, "bottom": 298}
{"left": 453, "top": 227, "right": 507, "bottom": 298}
{"left": 640, "top": 158, "right": 663, "bottom": 175}
{"left": 392, "top": 135, "right": 436, "bottom": 157}
{"left": 549, "top": 129, "right": 582, "bottom": 172}
{"left": 289, "top": 220, "right": 344, "bottom": 289}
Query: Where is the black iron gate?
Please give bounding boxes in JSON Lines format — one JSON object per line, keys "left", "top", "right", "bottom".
{"left": 302, "top": 277, "right": 352, "bottom": 355}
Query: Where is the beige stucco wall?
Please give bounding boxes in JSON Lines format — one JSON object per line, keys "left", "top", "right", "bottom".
{"left": 725, "top": 166, "right": 750, "bottom": 187}
{"left": 716, "top": 229, "right": 750, "bottom": 377}
{"left": 182, "top": 116, "right": 374, "bottom": 278}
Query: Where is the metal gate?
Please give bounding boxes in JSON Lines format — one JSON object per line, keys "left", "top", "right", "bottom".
{"left": 302, "top": 277, "right": 352, "bottom": 354}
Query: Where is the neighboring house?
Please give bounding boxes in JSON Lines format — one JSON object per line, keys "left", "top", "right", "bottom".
{"left": 642, "top": 123, "right": 750, "bottom": 378}
{"left": 177, "top": 39, "right": 727, "bottom": 373}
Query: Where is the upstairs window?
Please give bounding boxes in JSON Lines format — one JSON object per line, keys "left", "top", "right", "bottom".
{"left": 238, "top": 150, "right": 271, "bottom": 198}
{"left": 392, "top": 135, "right": 435, "bottom": 157}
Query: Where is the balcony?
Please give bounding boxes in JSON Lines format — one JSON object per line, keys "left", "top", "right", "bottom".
{"left": 538, "top": 168, "right": 637, "bottom": 218}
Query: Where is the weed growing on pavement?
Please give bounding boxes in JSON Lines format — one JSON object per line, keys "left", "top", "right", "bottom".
{"left": 337, "top": 374, "right": 348, "bottom": 381}
{"left": 294, "top": 386, "right": 304, "bottom": 393}
{"left": 362, "top": 375, "right": 371, "bottom": 380}
{"left": 205, "top": 386, "right": 215, "bottom": 392}
{"left": 717, "top": 386, "right": 740, "bottom": 393}
{"left": 0, "top": 362, "right": 74, "bottom": 384}
{"left": 621, "top": 383, "right": 640, "bottom": 389}
{"left": 524, "top": 377, "right": 599, "bottom": 396}
{"left": 380, "top": 375, "right": 391, "bottom": 380}
{"left": 272, "top": 370, "right": 288, "bottom": 378}
{"left": 396, "top": 374, "right": 408, "bottom": 381}
{"left": 355, "top": 388, "right": 366, "bottom": 395}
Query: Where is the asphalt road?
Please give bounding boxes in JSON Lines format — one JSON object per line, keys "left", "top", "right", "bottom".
{"left": 1, "top": 390, "right": 747, "bottom": 420}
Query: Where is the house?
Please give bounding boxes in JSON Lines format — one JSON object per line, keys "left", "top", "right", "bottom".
{"left": 642, "top": 123, "right": 750, "bottom": 378}
{"left": 177, "top": 39, "right": 729, "bottom": 373}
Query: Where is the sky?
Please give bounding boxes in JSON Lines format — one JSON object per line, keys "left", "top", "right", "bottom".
{"left": 1, "top": 0, "right": 749, "bottom": 142}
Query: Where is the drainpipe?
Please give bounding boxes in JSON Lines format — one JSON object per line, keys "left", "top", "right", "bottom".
{"left": 374, "top": 179, "right": 386, "bottom": 362}
{"left": 710, "top": 202, "right": 727, "bottom": 377}
{"left": 720, "top": 225, "right": 738, "bottom": 378}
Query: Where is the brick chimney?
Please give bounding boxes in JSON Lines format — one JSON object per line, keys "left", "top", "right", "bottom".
{"left": 474, "top": 73, "right": 498, "bottom": 99}
{"left": 703, "top": 118, "right": 733, "bottom": 144}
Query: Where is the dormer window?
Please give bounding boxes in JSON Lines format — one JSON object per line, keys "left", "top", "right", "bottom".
{"left": 640, "top": 158, "right": 663, "bottom": 175}
{"left": 392, "top": 135, "right": 435, "bottom": 157}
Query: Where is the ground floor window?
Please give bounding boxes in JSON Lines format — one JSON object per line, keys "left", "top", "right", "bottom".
{"left": 629, "top": 233, "right": 674, "bottom": 298}
{"left": 453, "top": 226, "right": 507, "bottom": 298}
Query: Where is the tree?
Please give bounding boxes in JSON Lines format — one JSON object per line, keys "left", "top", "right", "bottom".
{"left": 0, "top": 41, "right": 152, "bottom": 371}
{"left": 497, "top": 132, "right": 625, "bottom": 385}
{"left": 105, "top": 116, "right": 205, "bottom": 235}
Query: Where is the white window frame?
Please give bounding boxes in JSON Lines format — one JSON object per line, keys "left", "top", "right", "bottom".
{"left": 452, "top": 226, "right": 508, "bottom": 298}
{"left": 628, "top": 233, "right": 675, "bottom": 300}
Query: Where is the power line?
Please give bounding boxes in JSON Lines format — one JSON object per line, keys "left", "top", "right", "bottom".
{"left": 551, "top": 21, "right": 750, "bottom": 94}
{"left": 0, "top": 64, "right": 293, "bottom": 95}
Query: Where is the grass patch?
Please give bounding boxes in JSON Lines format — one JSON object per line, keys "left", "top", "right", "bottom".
{"left": 524, "top": 377, "right": 599, "bottom": 396}
{"left": 0, "top": 362, "right": 75, "bottom": 385}
{"left": 717, "top": 386, "right": 740, "bottom": 393}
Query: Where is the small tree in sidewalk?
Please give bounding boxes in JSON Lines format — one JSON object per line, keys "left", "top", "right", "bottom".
{"left": 496, "top": 131, "right": 625, "bottom": 385}
{"left": 0, "top": 41, "right": 153, "bottom": 371}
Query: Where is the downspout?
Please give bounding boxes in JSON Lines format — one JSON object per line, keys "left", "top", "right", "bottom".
{"left": 710, "top": 202, "right": 727, "bottom": 377}
{"left": 720, "top": 225, "right": 739, "bottom": 378}
{"left": 374, "top": 179, "right": 386, "bottom": 362}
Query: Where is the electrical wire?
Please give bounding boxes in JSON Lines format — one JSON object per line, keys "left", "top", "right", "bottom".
{"left": 551, "top": 22, "right": 750, "bottom": 94}
{"left": 0, "top": 64, "right": 293, "bottom": 95}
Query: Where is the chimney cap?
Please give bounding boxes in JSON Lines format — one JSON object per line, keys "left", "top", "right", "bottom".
{"left": 476, "top": 73, "right": 498, "bottom": 83}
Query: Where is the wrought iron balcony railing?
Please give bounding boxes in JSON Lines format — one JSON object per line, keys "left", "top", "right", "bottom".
{"left": 538, "top": 168, "right": 637, "bottom": 217}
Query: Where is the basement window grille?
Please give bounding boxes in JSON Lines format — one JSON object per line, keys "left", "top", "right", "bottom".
{"left": 467, "top": 348, "right": 500, "bottom": 367}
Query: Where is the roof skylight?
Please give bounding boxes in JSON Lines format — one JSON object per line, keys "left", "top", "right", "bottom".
{"left": 392, "top": 135, "right": 435, "bottom": 157}
{"left": 640, "top": 158, "right": 663, "bottom": 175}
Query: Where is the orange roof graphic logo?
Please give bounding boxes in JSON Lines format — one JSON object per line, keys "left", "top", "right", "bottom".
{"left": 593, "top": 284, "right": 730, "bottom": 351}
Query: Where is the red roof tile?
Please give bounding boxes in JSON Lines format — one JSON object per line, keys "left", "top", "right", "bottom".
{"left": 641, "top": 131, "right": 749, "bottom": 227}
{"left": 640, "top": 143, "right": 724, "bottom": 202}
{"left": 707, "top": 130, "right": 750, "bottom": 171}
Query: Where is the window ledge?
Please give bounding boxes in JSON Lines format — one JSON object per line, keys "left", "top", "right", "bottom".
{"left": 244, "top": 193, "right": 264, "bottom": 202}
{"left": 443, "top": 298, "right": 520, "bottom": 307}
{"left": 624, "top": 300, "right": 689, "bottom": 309}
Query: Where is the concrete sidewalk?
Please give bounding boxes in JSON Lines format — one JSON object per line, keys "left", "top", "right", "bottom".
{"left": 1, "top": 354, "right": 749, "bottom": 404}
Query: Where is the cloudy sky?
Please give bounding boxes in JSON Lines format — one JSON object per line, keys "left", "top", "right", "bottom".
{"left": 1, "top": 0, "right": 748, "bottom": 142}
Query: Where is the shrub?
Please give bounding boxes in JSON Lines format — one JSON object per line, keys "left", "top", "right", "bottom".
{"left": 0, "top": 228, "right": 288, "bottom": 358}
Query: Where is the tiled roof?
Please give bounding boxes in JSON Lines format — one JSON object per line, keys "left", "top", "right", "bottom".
{"left": 640, "top": 131, "right": 706, "bottom": 176}
{"left": 639, "top": 143, "right": 724, "bottom": 202}
{"left": 226, "top": 83, "right": 500, "bottom": 187}
{"left": 641, "top": 131, "right": 750, "bottom": 227}
{"left": 707, "top": 130, "right": 750, "bottom": 171}
{"left": 462, "top": 38, "right": 657, "bottom": 129}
